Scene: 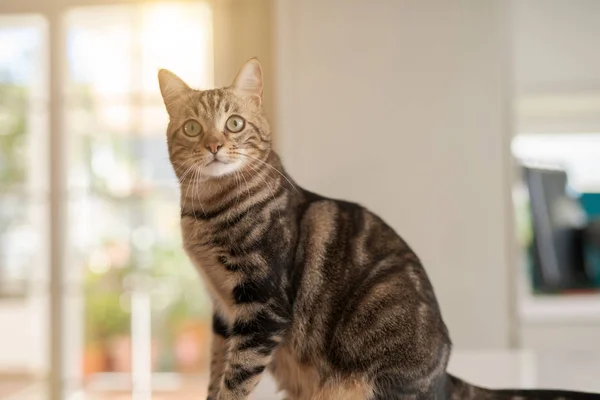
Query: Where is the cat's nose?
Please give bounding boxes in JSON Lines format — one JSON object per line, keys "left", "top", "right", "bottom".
{"left": 206, "top": 142, "right": 223, "bottom": 155}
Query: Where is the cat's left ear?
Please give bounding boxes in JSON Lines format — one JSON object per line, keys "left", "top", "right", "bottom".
{"left": 158, "top": 69, "right": 190, "bottom": 116}
{"left": 232, "top": 58, "right": 263, "bottom": 106}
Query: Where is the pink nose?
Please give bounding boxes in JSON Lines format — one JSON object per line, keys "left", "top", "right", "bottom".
{"left": 206, "top": 142, "right": 223, "bottom": 154}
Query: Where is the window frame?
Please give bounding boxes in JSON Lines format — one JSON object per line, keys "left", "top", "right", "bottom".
{"left": 0, "top": 2, "right": 217, "bottom": 399}
{"left": 0, "top": 13, "right": 47, "bottom": 300}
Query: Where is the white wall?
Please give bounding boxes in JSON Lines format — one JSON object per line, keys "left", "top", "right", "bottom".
{"left": 0, "top": 299, "right": 47, "bottom": 374}
{"left": 514, "top": 0, "right": 600, "bottom": 93}
{"left": 511, "top": 0, "right": 600, "bottom": 355}
{"left": 513, "top": 0, "right": 600, "bottom": 132}
{"left": 274, "top": 0, "right": 515, "bottom": 349}
{"left": 213, "top": 0, "right": 275, "bottom": 120}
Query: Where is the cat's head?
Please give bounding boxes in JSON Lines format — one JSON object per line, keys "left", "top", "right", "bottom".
{"left": 158, "top": 58, "right": 271, "bottom": 179}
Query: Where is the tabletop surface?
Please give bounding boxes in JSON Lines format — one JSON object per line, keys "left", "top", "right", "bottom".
{"left": 250, "top": 349, "right": 600, "bottom": 399}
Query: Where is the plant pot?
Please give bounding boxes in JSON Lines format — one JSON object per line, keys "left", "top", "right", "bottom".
{"left": 107, "top": 335, "right": 161, "bottom": 372}
{"left": 108, "top": 335, "right": 132, "bottom": 372}
{"left": 83, "top": 342, "right": 108, "bottom": 377}
{"left": 174, "top": 320, "right": 210, "bottom": 373}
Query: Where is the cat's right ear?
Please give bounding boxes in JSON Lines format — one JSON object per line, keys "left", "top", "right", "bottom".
{"left": 158, "top": 69, "right": 190, "bottom": 116}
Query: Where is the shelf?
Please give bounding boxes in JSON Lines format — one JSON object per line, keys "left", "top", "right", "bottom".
{"left": 519, "top": 292, "right": 600, "bottom": 324}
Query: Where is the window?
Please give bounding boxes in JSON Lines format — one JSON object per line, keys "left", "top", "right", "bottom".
{"left": 512, "top": 133, "right": 600, "bottom": 192}
{"left": 512, "top": 133, "right": 600, "bottom": 293}
{"left": 0, "top": 3, "right": 214, "bottom": 399}
{"left": 0, "top": 14, "right": 47, "bottom": 297}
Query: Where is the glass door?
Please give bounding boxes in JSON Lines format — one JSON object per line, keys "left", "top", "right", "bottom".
{"left": 0, "top": 13, "right": 49, "bottom": 400}
{"left": 62, "top": 3, "right": 213, "bottom": 399}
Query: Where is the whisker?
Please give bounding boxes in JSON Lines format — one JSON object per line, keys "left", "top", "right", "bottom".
{"left": 233, "top": 152, "right": 300, "bottom": 194}
{"left": 245, "top": 163, "right": 281, "bottom": 220}
{"left": 246, "top": 162, "right": 288, "bottom": 194}
{"left": 171, "top": 161, "right": 188, "bottom": 174}
{"left": 179, "top": 163, "right": 197, "bottom": 183}
{"left": 234, "top": 170, "right": 244, "bottom": 206}
{"left": 182, "top": 164, "right": 196, "bottom": 214}
{"left": 239, "top": 166, "right": 251, "bottom": 197}
{"left": 226, "top": 170, "right": 243, "bottom": 228}
{"left": 193, "top": 167, "right": 206, "bottom": 217}
{"left": 191, "top": 167, "right": 197, "bottom": 219}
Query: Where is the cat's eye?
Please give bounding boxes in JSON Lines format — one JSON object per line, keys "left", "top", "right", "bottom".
{"left": 183, "top": 120, "right": 202, "bottom": 137}
{"left": 225, "top": 115, "right": 245, "bottom": 133}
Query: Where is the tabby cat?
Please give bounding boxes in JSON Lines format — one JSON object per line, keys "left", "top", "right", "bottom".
{"left": 158, "top": 59, "right": 600, "bottom": 400}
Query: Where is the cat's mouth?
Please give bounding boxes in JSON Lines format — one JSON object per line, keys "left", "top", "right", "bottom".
{"left": 202, "top": 156, "right": 242, "bottom": 177}
{"left": 206, "top": 156, "right": 229, "bottom": 166}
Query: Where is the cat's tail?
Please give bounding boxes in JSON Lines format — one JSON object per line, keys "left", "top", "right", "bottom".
{"left": 447, "top": 373, "right": 600, "bottom": 399}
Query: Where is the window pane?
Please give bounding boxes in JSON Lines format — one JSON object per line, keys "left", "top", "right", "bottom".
{"left": 0, "top": 13, "right": 48, "bottom": 400}
{"left": 0, "top": 195, "right": 42, "bottom": 296}
{"left": 0, "top": 15, "right": 47, "bottom": 189}
{"left": 0, "top": 86, "right": 28, "bottom": 187}
{"left": 139, "top": 3, "right": 213, "bottom": 97}
{"left": 66, "top": 2, "right": 212, "bottom": 102}
{"left": 66, "top": 5, "right": 135, "bottom": 100}
{"left": 513, "top": 133, "right": 600, "bottom": 192}
{"left": 64, "top": 3, "right": 213, "bottom": 397}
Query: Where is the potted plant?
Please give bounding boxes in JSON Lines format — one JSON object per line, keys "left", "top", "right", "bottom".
{"left": 84, "top": 261, "right": 132, "bottom": 374}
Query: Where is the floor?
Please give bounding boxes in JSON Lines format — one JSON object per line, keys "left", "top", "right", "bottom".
{"left": 0, "top": 376, "right": 33, "bottom": 399}
{"left": 2, "top": 385, "right": 210, "bottom": 400}
{"left": 3, "top": 350, "right": 600, "bottom": 399}
{"left": 0, "top": 375, "right": 210, "bottom": 400}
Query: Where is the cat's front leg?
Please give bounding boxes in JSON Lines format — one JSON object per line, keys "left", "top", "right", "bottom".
{"left": 207, "top": 313, "right": 230, "bottom": 400}
{"left": 217, "top": 306, "right": 289, "bottom": 400}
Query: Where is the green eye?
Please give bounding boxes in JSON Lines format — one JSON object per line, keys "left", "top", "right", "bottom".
{"left": 226, "top": 115, "right": 245, "bottom": 133}
{"left": 183, "top": 120, "right": 202, "bottom": 136}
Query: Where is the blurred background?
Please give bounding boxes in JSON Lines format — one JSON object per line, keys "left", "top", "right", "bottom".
{"left": 1, "top": 0, "right": 600, "bottom": 399}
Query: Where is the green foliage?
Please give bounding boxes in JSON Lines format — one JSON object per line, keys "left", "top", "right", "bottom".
{"left": 0, "top": 84, "right": 27, "bottom": 186}
{"left": 60, "top": 82, "right": 211, "bottom": 352}
{"left": 148, "top": 242, "right": 209, "bottom": 335}
{"left": 515, "top": 194, "right": 533, "bottom": 248}
{"left": 83, "top": 240, "right": 209, "bottom": 346}
{"left": 84, "top": 262, "right": 132, "bottom": 343}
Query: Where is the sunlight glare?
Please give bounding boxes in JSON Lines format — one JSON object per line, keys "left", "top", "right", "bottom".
{"left": 141, "top": 2, "right": 213, "bottom": 94}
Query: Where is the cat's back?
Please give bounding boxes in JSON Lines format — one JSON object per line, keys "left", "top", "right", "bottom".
{"left": 280, "top": 193, "right": 450, "bottom": 391}
{"left": 291, "top": 192, "right": 418, "bottom": 290}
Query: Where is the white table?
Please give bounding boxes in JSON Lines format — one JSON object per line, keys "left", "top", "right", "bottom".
{"left": 251, "top": 350, "right": 600, "bottom": 399}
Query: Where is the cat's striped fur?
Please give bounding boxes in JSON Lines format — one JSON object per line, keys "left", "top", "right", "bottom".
{"left": 158, "top": 59, "right": 600, "bottom": 400}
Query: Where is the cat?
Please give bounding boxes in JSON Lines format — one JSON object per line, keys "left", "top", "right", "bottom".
{"left": 158, "top": 59, "right": 600, "bottom": 400}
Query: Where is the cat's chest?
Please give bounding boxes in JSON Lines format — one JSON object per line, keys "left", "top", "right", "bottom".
{"left": 180, "top": 218, "right": 238, "bottom": 318}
